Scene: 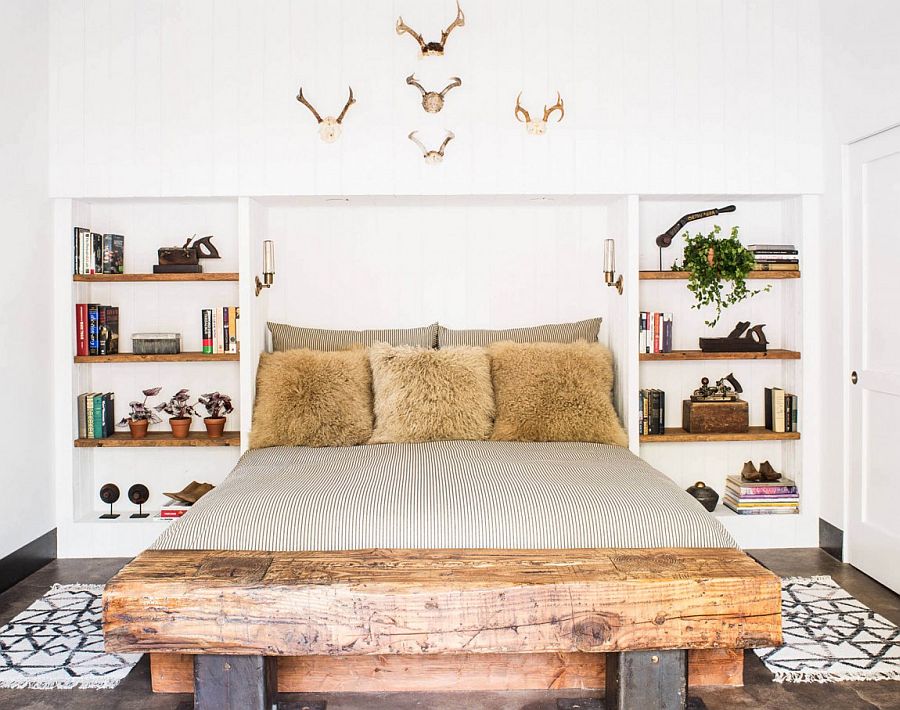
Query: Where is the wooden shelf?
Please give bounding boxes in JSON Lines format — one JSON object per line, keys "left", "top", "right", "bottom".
{"left": 640, "top": 427, "right": 800, "bottom": 443}
{"left": 74, "top": 352, "right": 239, "bottom": 363}
{"left": 640, "top": 349, "right": 800, "bottom": 361}
{"left": 640, "top": 270, "right": 799, "bottom": 280}
{"left": 73, "top": 273, "right": 239, "bottom": 282}
{"left": 75, "top": 431, "right": 240, "bottom": 447}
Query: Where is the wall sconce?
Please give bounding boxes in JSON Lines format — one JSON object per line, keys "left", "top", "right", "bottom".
{"left": 604, "top": 238, "right": 623, "bottom": 295}
{"left": 255, "top": 240, "right": 275, "bottom": 296}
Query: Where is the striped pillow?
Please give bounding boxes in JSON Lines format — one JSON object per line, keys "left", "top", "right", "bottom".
{"left": 268, "top": 322, "right": 438, "bottom": 352}
{"left": 436, "top": 317, "right": 602, "bottom": 348}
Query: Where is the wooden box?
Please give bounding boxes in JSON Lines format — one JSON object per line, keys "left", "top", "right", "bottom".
{"left": 682, "top": 400, "right": 749, "bottom": 434}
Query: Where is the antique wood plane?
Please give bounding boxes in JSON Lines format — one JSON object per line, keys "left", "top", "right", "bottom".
{"left": 699, "top": 321, "right": 768, "bottom": 353}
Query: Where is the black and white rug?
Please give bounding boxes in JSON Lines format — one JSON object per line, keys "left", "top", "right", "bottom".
{"left": 757, "top": 575, "right": 900, "bottom": 683}
{"left": 0, "top": 583, "right": 141, "bottom": 689}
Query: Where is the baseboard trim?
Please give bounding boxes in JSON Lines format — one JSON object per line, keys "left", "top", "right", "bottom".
{"left": 818, "top": 518, "right": 844, "bottom": 562}
{"left": 0, "top": 528, "right": 57, "bottom": 594}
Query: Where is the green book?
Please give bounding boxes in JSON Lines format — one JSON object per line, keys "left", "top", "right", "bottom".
{"left": 93, "top": 395, "right": 104, "bottom": 439}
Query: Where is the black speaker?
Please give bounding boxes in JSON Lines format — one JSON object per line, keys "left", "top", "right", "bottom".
{"left": 128, "top": 484, "right": 150, "bottom": 518}
{"left": 99, "top": 483, "right": 120, "bottom": 519}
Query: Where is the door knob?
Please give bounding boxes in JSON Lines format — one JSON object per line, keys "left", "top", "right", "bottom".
{"left": 851, "top": 371, "right": 858, "bottom": 384}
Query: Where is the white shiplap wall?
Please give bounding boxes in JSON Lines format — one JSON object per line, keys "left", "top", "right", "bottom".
{"left": 48, "top": 0, "right": 823, "bottom": 198}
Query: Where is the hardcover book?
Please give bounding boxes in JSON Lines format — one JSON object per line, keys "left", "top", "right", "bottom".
{"left": 102, "top": 234, "right": 125, "bottom": 274}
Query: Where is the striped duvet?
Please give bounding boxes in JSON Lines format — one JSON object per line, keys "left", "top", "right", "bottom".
{"left": 153, "top": 440, "right": 736, "bottom": 551}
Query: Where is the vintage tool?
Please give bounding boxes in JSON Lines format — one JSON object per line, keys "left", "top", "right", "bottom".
{"left": 655, "top": 205, "right": 736, "bottom": 270}
{"left": 683, "top": 373, "right": 749, "bottom": 434}
{"left": 155, "top": 235, "right": 220, "bottom": 274}
{"left": 699, "top": 321, "right": 768, "bottom": 353}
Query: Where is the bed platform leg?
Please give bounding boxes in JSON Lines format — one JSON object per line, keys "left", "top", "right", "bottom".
{"left": 604, "top": 650, "right": 688, "bottom": 710}
{"left": 193, "top": 655, "right": 278, "bottom": 710}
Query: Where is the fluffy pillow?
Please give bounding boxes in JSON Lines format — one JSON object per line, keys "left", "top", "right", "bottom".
{"left": 369, "top": 343, "right": 495, "bottom": 444}
{"left": 489, "top": 341, "right": 628, "bottom": 446}
{"left": 249, "top": 348, "right": 373, "bottom": 449}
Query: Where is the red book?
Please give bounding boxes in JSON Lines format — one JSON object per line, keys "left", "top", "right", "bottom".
{"left": 159, "top": 509, "right": 189, "bottom": 518}
{"left": 75, "top": 304, "right": 88, "bottom": 356}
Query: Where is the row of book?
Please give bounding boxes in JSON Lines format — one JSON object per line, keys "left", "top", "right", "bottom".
{"left": 73, "top": 227, "right": 124, "bottom": 275}
{"left": 76, "top": 392, "right": 116, "bottom": 439}
{"left": 75, "top": 304, "right": 120, "bottom": 356}
{"left": 202, "top": 307, "right": 240, "bottom": 354}
{"left": 724, "top": 474, "right": 799, "bottom": 515}
{"left": 764, "top": 387, "right": 799, "bottom": 433}
{"left": 639, "top": 312, "right": 673, "bottom": 353}
{"left": 748, "top": 243, "right": 799, "bottom": 272}
{"left": 638, "top": 389, "right": 666, "bottom": 435}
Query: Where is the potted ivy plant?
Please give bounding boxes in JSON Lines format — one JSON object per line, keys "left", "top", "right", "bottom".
{"left": 675, "top": 224, "right": 770, "bottom": 327}
{"left": 117, "top": 386, "right": 163, "bottom": 439}
{"left": 154, "top": 389, "right": 199, "bottom": 439}
{"left": 198, "top": 392, "right": 234, "bottom": 438}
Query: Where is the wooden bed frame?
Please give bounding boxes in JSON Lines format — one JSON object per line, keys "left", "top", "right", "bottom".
{"left": 103, "top": 547, "right": 781, "bottom": 710}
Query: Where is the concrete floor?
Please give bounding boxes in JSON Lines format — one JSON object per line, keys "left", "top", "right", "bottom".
{"left": 1, "top": 549, "right": 899, "bottom": 710}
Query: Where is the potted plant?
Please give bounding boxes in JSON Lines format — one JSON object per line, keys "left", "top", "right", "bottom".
{"left": 154, "top": 389, "right": 199, "bottom": 439}
{"left": 198, "top": 392, "right": 234, "bottom": 438}
{"left": 117, "top": 387, "right": 163, "bottom": 439}
{"left": 674, "top": 224, "right": 770, "bottom": 327}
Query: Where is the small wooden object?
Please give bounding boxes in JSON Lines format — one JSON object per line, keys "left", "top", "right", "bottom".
{"left": 682, "top": 400, "right": 749, "bottom": 434}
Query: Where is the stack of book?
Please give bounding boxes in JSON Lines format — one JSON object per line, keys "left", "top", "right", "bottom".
{"left": 638, "top": 389, "right": 666, "bottom": 435}
{"left": 76, "top": 392, "right": 115, "bottom": 439}
{"left": 724, "top": 475, "right": 799, "bottom": 515}
{"left": 747, "top": 243, "right": 799, "bottom": 271}
{"left": 75, "top": 304, "right": 120, "bottom": 356}
{"left": 764, "top": 387, "right": 799, "bottom": 433}
{"left": 639, "top": 312, "right": 673, "bottom": 353}
{"left": 201, "top": 307, "right": 240, "bottom": 354}
{"left": 157, "top": 499, "right": 191, "bottom": 520}
{"left": 73, "top": 227, "right": 124, "bottom": 275}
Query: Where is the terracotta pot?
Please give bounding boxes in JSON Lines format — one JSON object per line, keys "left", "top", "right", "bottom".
{"left": 204, "top": 417, "right": 226, "bottom": 438}
{"left": 128, "top": 419, "right": 149, "bottom": 439}
{"left": 706, "top": 246, "right": 716, "bottom": 267}
{"left": 169, "top": 417, "right": 192, "bottom": 439}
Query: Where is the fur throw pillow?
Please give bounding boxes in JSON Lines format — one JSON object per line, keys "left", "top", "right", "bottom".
{"left": 249, "top": 348, "right": 373, "bottom": 449}
{"left": 369, "top": 343, "right": 495, "bottom": 444}
{"left": 488, "top": 340, "right": 628, "bottom": 446}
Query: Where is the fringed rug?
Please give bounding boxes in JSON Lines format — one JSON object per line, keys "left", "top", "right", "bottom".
{"left": 0, "top": 583, "right": 141, "bottom": 689}
{"left": 757, "top": 575, "right": 900, "bottom": 683}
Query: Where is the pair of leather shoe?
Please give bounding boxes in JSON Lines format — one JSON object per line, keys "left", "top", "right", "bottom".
{"left": 740, "top": 461, "right": 781, "bottom": 482}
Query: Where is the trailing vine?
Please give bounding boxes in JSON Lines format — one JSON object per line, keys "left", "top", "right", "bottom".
{"left": 672, "top": 225, "right": 769, "bottom": 327}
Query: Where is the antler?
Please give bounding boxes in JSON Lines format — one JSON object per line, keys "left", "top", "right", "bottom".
{"left": 336, "top": 87, "right": 355, "bottom": 124}
{"left": 396, "top": 17, "right": 427, "bottom": 52}
{"left": 514, "top": 92, "right": 531, "bottom": 123}
{"left": 406, "top": 74, "right": 427, "bottom": 97}
{"left": 440, "top": 1, "right": 465, "bottom": 47}
{"left": 440, "top": 77, "right": 462, "bottom": 97}
{"left": 542, "top": 92, "right": 564, "bottom": 122}
{"left": 295, "top": 87, "right": 323, "bottom": 124}
{"left": 408, "top": 131, "right": 429, "bottom": 156}
{"left": 438, "top": 130, "right": 455, "bottom": 155}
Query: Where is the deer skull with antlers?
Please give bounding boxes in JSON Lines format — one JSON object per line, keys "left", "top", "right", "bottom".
{"left": 406, "top": 74, "right": 461, "bottom": 113}
{"left": 408, "top": 130, "right": 455, "bottom": 164}
{"left": 515, "top": 91, "right": 565, "bottom": 136}
{"left": 396, "top": 1, "right": 465, "bottom": 57}
{"left": 295, "top": 86, "right": 356, "bottom": 143}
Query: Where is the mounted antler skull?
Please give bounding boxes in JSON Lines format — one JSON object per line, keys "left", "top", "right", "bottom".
{"left": 396, "top": 1, "right": 465, "bottom": 57}
{"left": 408, "top": 130, "right": 455, "bottom": 164}
{"left": 406, "top": 75, "right": 461, "bottom": 113}
{"left": 515, "top": 91, "right": 565, "bottom": 136}
{"left": 295, "top": 86, "right": 356, "bottom": 143}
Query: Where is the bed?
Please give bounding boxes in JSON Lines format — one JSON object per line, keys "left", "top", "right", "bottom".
{"left": 104, "top": 440, "right": 781, "bottom": 709}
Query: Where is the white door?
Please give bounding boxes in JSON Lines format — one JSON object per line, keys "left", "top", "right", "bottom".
{"left": 846, "top": 126, "right": 900, "bottom": 592}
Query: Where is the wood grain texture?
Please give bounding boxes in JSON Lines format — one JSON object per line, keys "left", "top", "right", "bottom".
{"left": 73, "top": 273, "right": 239, "bottom": 282}
{"left": 150, "top": 647, "right": 743, "bottom": 693}
{"left": 104, "top": 548, "right": 781, "bottom": 656}
{"left": 682, "top": 401, "right": 750, "bottom": 434}
{"left": 640, "top": 427, "right": 800, "bottom": 443}
{"left": 639, "top": 271, "right": 800, "bottom": 280}
{"left": 75, "top": 431, "right": 240, "bottom": 447}
{"left": 640, "top": 349, "right": 800, "bottom": 361}
{"left": 74, "top": 352, "right": 239, "bottom": 363}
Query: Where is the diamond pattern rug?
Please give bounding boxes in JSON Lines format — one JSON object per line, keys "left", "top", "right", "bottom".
{"left": 756, "top": 575, "right": 900, "bottom": 682}
{"left": 0, "top": 584, "right": 141, "bottom": 689}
